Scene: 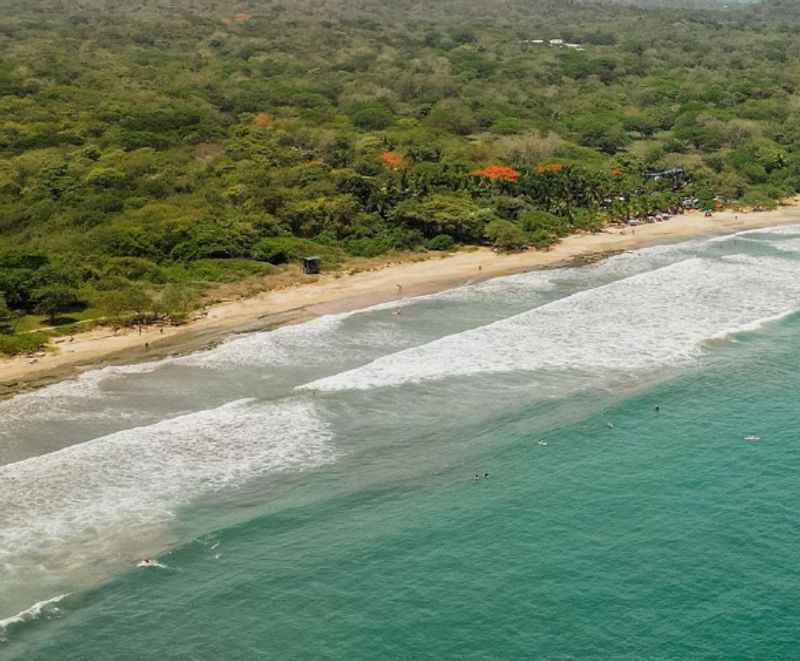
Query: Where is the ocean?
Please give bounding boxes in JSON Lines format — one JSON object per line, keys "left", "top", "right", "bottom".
{"left": 2, "top": 226, "right": 800, "bottom": 659}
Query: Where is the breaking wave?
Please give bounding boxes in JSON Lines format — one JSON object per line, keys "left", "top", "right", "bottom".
{"left": 0, "top": 594, "right": 71, "bottom": 643}
{"left": 0, "top": 398, "right": 334, "bottom": 566}
{"left": 301, "top": 254, "right": 800, "bottom": 392}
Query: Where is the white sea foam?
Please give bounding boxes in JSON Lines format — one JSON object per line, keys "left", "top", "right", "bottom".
{"left": 0, "top": 360, "right": 166, "bottom": 427}
{"left": 744, "top": 223, "right": 800, "bottom": 236}
{"left": 1, "top": 229, "right": 792, "bottom": 427}
{"left": 708, "top": 223, "right": 800, "bottom": 243}
{"left": 301, "top": 254, "right": 800, "bottom": 392}
{"left": 175, "top": 244, "right": 701, "bottom": 371}
{"left": 0, "top": 593, "right": 70, "bottom": 641}
{"left": 0, "top": 399, "right": 334, "bottom": 564}
{"left": 0, "top": 237, "right": 705, "bottom": 427}
{"left": 175, "top": 306, "right": 402, "bottom": 371}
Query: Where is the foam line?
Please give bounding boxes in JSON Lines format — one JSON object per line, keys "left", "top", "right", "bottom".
{"left": 0, "top": 399, "right": 334, "bottom": 563}
{"left": 300, "top": 255, "right": 800, "bottom": 392}
{"left": 0, "top": 360, "right": 166, "bottom": 429}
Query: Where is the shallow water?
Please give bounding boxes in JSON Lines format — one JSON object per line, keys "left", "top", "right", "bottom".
{"left": 2, "top": 226, "right": 800, "bottom": 659}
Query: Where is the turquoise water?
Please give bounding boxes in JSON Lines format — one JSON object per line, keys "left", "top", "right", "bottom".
{"left": 3, "top": 227, "right": 800, "bottom": 659}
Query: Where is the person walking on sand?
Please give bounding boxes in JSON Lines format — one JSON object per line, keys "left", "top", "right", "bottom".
{"left": 396, "top": 283, "right": 403, "bottom": 297}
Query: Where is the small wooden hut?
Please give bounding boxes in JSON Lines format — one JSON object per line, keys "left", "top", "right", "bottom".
{"left": 303, "top": 256, "right": 321, "bottom": 275}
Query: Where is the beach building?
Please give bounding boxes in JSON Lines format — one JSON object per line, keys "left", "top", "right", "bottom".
{"left": 303, "top": 256, "right": 321, "bottom": 275}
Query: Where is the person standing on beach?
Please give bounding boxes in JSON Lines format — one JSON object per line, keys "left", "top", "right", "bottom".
{"left": 396, "top": 284, "right": 403, "bottom": 297}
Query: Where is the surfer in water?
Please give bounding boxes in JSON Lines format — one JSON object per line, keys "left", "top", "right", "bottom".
{"left": 138, "top": 558, "right": 167, "bottom": 568}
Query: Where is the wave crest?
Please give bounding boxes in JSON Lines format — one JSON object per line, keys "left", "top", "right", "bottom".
{"left": 301, "top": 255, "right": 800, "bottom": 392}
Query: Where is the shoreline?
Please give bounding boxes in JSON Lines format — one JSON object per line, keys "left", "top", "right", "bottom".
{"left": 3, "top": 204, "right": 800, "bottom": 399}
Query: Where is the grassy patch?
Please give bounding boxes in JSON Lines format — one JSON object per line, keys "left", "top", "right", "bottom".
{"left": 0, "top": 332, "right": 50, "bottom": 356}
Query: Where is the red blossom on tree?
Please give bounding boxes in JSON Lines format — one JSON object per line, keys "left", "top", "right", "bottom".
{"left": 535, "top": 163, "right": 563, "bottom": 175}
{"left": 470, "top": 165, "right": 520, "bottom": 182}
{"left": 253, "top": 112, "right": 272, "bottom": 128}
{"left": 381, "top": 151, "right": 405, "bottom": 169}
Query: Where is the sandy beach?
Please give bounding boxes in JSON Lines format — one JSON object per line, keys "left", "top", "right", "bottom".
{"left": 2, "top": 204, "right": 799, "bottom": 397}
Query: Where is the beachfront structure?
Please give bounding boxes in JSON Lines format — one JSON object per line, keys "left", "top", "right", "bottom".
{"left": 645, "top": 168, "right": 687, "bottom": 182}
{"left": 521, "top": 39, "right": 585, "bottom": 51}
{"left": 303, "top": 256, "right": 321, "bottom": 275}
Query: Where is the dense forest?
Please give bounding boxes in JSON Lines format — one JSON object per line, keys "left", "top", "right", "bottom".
{"left": 0, "top": 0, "right": 798, "bottom": 351}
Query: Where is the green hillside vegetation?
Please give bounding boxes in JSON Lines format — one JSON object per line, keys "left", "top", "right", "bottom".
{"left": 0, "top": 0, "right": 798, "bottom": 352}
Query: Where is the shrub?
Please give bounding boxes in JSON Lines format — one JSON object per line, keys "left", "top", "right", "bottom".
{"left": 520, "top": 210, "right": 570, "bottom": 237}
{"left": 494, "top": 196, "right": 529, "bottom": 220}
{"left": 251, "top": 237, "right": 344, "bottom": 267}
{"left": 85, "top": 166, "right": 127, "bottom": 188}
{"left": 490, "top": 118, "right": 524, "bottom": 135}
{"left": 252, "top": 239, "right": 290, "bottom": 264}
{"left": 484, "top": 220, "right": 527, "bottom": 252}
{"left": 167, "top": 259, "right": 275, "bottom": 284}
{"left": 104, "top": 257, "right": 165, "bottom": 282}
{"left": 0, "top": 293, "right": 15, "bottom": 334}
{"left": 426, "top": 234, "right": 456, "bottom": 251}
{"left": 527, "top": 228, "right": 560, "bottom": 250}
{"left": 346, "top": 237, "right": 391, "bottom": 258}
{"left": 351, "top": 104, "right": 394, "bottom": 131}
{"left": 97, "top": 285, "right": 156, "bottom": 328}
{"left": 32, "top": 284, "right": 81, "bottom": 323}
{"left": 170, "top": 222, "right": 253, "bottom": 261}
{"left": 156, "top": 283, "right": 198, "bottom": 323}
{"left": 0, "top": 332, "right": 49, "bottom": 356}
{"left": 738, "top": 190, "right": 779, "bottom": 211}
{"left": 391, "top": 194, "right": 491, "bottom": 242}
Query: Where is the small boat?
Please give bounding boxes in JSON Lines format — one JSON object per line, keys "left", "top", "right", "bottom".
{"left": 744, "top": 435, "right": 760, "bottom": 442}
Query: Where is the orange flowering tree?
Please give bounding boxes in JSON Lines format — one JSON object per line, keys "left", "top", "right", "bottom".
{"left": 470, "top": 165, "right": 520, "bottom": 182}
{"left": 381, "top": 151, "right": 405, "bottom": 169}
{"left": 253, "top": 112, "right": 272, "bottom": 128}
{"left": 535, "top": 163, "right": 563, "bottom": 175}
